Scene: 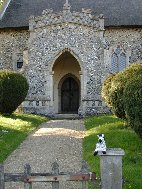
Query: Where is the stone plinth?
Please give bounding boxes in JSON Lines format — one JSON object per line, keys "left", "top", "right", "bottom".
{"left": 99, "top": 148, "right": 125, "bottom": 189}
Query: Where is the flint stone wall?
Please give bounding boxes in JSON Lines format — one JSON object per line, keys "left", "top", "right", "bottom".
{"left": 24, "top": 5, "right": 106, "bottom": 116}
{"left": 0, "top": 6, "right": 141, "bottom": 116}
{"left": 0, "top": 29, "right": 29, "bottom": 70}
{"left": 104, "top": 28, "right": 142, "bottom": 76}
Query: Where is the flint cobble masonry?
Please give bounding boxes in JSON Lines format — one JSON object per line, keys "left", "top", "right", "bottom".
{"left": 0, "top": 1, "right": 142, "bottom": 116}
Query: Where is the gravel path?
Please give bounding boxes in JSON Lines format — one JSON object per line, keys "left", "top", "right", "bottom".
{"left": 4, "top": 119, "right": 85, "bottom": 189}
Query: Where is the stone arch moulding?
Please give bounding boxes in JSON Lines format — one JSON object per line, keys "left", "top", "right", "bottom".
{"left": 49, "top": 47, "right": 85, "bottom": 115}
{"left": 49, "top": 47, "right": 83, "bottom": 73}
{"left": 58, "top": 73, "right": 81, "bottom": 113}
{"left": 58, "top": 73, "right": 81, "bottom": 89}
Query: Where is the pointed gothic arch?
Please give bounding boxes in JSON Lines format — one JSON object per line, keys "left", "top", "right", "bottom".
{"left": 111, "top": 46, "right": 127, "bottom": 73}
{"left": 119, "top": 52, "right": 126, "bottom": 71}
{"left": 50, "top": 49, "right": 82, "bottom": 113}
{"left": 111, "top": 52, "right": 118, "bottom": 73}
{"left": 49, "top": 48, "right": 83, "bottom": 73}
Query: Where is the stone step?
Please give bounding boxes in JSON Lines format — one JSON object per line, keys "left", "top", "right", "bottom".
{"left": 53, "top": 114, "right": 81, "bottom": 120}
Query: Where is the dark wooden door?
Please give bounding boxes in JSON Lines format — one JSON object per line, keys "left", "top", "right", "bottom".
{"left": 61, "top": 77, "right": 79, "bottom": 113}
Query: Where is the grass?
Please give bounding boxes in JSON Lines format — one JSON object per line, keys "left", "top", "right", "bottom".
{"left": 0, "top": 0, "right": 5, "bottom": 11}
{"left": 0, "top": 113, "right": 49, "bottom": 163}
{"left": 83, "top": 115, "right": 142, "bottom": 189}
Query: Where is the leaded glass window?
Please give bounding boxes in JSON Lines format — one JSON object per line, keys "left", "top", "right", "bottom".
{"left": 111, "top": 47, "right": 126, "bottom": 73}
{"left": 119, "top": 52, "right": 126, "bottom": 71}
{"left": 111, "top": 52, "right": 119, "bottom": 73}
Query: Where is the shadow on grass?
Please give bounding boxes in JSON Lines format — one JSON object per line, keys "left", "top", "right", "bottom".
{"left": 2, "top": 113, "right": 49, "bottom": 126}
{"left": 84, "top": 114, "right": 124, "bottom": 130}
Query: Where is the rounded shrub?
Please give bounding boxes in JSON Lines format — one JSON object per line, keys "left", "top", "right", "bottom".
{"left": 102, "top": 71, "right": 127, "bottom": 119}
{"left": 109, "top": 72, "right": 128, "bottom": 119}
{"left": 0, "top": 70, "right": 29, "bottom": 114}
{"left": 102, "top": 63, "right": 142, "bottom": 119}
{"left": 123, "top": 74, "right": 142, "bottom": 138}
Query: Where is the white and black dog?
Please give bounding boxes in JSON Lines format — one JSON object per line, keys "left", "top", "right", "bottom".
{"left": 94, "top": 134, "right": 107, "bottom": 156}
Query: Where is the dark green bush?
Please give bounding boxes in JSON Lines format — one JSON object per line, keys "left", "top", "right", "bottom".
{"left": 0, "top": 70, "right": 29, "bottom": 114}
{"left": 123, "top": 74, "right": 142, "bottom": 138}
{"left": 102, "top": 64, "right": 142, "bottom": 119}
{"left": 109, "top": 72, "right": 129, "bottom": 119}
{"left": 102, "top": 72, "right": 127, "bottom": 119}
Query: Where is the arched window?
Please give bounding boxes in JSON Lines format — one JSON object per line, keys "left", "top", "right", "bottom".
{"left": 111, "top": 47, "right": 126, "bottom": 73}
{"left": 119, "top": 52, "right": 126, "bottom": 71}
{"left": 111, "top": 52, "right": 118, "bottom": 73}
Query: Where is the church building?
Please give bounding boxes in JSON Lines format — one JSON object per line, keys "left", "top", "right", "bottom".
{"left": 0, "top": 0, "right": 142, "bottom": 117}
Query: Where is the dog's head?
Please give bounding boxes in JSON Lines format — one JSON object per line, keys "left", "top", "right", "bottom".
{"left": 97, "top": 134, "right": 105, "bottom": 143}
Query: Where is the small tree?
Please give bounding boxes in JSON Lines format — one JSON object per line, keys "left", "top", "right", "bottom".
{"left": 0, "top": 70, "right": 29, "bottom": 114}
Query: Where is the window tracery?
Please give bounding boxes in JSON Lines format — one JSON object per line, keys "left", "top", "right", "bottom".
{"left": 111, "top": 47, "right": 126, "bottom": 73}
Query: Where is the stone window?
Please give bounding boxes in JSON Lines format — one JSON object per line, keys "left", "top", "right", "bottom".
{"left": 13, "top": 53, "right": 24, "bottom": 71}
{"left": 111, "top": 47, "right": 126, "bottom": 73}
{"left": 16, "top": 53, "right": 23, "bottom": 70}
{"left": 17, "top": 61, "right": 23, "bottom": 69}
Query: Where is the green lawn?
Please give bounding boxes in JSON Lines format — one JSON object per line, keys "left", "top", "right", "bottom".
{"left": 0, "top": 0, "right": 5, "bottom": 11}
{"left": 0, "top": 113, "right": 49, "bottom": 163}
{"left": 83, "top": 115, "right": 142, "bottom": 189}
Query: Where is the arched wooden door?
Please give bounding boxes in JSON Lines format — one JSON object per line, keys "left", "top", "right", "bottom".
{"left": 61, "top": 77, "right": 79, "bottom": 113}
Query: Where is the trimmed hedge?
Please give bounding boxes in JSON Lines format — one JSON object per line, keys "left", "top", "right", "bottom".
{"left": 102, "top": 64, "right": 142, "bottom": 119}
{"left": 102, "top": 63, "right": 142, "bottom": 137}
{"left": 0, "top": 70, "right": 29, "bottom": 114}
{"left": 123, "top": 74, "right": 142, "bottom": 138}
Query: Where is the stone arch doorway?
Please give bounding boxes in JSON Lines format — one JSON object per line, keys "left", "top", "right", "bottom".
{"left": 52, "top": 50, "right": 81, "bottom": 114}
{"left": 61, "top": 75, "right": 79, "bottom": 113}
